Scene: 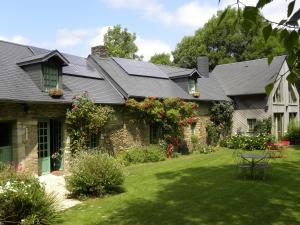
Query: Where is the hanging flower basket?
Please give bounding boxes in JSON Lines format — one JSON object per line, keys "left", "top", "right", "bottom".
{"left": 193, "top": 91, "right": 200, "bottom": 98}
{"left": 49, "top": 88, "right": 64, "bottom": 98}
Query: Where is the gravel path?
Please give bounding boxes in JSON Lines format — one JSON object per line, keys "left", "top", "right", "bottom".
{"left": 39, "top": 174, "right": 81, "bottom": 210}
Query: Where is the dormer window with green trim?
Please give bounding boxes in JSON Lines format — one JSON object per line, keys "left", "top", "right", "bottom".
{"left": 288, "top": 84, "right": 297, "bottom": 104}
{"left": 188, "top": 78, "right": 196, "bottom": 94}
{"left": 273, "top": 80, "right": 283, "bottom": 104}
{"left": 43, "top": 65, "right": 59, "bottom": 91}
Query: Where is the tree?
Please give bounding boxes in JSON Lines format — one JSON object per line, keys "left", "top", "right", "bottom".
{"left": 218, "top": 1, "right": 300, "bottom": 94}
{"left": 172, "top": 7, "right": 285, "bottom": 70}
{"left": 149, "top": 53, "right": 172, "bottom": 65}
{"left": 104, "top": 25, "right": 142, "bottom": 59}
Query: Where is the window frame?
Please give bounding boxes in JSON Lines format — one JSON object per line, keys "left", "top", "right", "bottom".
{"left": 42, "top": 64, "right": 60, "bottom": 91}
{"left": 188, "top": 78, "right": 196, "bottom": 94}
{"left": 87, "top": 133, "right": 100, "bottom": 150}
{"left": 150, "top": 123, "right": 161, "bottom": 144}
{"left": 247, "top": 118, "right": 257, "bottom": 133}
{"left": 288, "top": 84, "right": 297, "bottom": 104}
{"left": 273, "top": 80, "right": 284, "bottom": 104}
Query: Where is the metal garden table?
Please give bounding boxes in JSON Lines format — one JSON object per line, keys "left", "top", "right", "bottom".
{"left": 240, "top": 153, "right": 269, "bottom": 178}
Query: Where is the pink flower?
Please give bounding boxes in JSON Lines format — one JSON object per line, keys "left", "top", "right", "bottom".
{"left": 75, "top": 96, "right": 81, "bottom": 100}
{"left": 188, "top": 117, "right": 193, "bottom": 124}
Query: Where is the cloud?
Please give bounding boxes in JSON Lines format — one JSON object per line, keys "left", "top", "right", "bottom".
{"left": 0, "top": 35, "right": 29, "bottom": 45}
{"left": 56, "top": 28, "right": 99, "bottom": 47}
{"left": 221, "top": 0, "right": 300, "bottom": 23}
{"left": 135, "top": 36, "right": 171, "bottom": 60}
{"left": 103, "top": 0, "right": 219, "bottom": 28}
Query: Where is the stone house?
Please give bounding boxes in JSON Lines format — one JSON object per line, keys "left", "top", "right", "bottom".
{"left": 0, "top": 40, "right": 298, "bottom": 175}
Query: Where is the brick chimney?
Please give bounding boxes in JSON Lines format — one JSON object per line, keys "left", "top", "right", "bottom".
{"left": 91, "top": 45, "right": 107, "bottom": 57}
{"left": 197, "top": 56, "right": 209, "bottom": 77}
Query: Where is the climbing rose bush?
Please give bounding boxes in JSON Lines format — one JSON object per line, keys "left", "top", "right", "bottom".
{"left": 66, "top": 92, "right": 114, "bottom": 153}
{"left": 126, "top": 97, "right": 198, "bottom": 155}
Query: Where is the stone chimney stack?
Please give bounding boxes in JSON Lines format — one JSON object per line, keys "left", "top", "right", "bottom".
{"left": 91, "top": 45, "right": 107, "bottom": 57}
{"left": 197, "top": 56, "right": 209, "bottom": 77}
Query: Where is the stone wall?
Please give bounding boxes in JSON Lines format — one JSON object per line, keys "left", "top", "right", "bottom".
{"left": 0, "top": 102, "right": 69, "bottom": 174}
{"left": 100, "top": 107, "right": 150, "bottom": 153}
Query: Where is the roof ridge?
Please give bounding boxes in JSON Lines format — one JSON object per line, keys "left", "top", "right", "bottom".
{"left": 215, "top": 55, "right": 286, "bottom": 68}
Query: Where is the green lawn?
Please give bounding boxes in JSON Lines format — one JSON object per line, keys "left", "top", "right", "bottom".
{"left": 57, "top": 147, "right": 300, "bottom": 225}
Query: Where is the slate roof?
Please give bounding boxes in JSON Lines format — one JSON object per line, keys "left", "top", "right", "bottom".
{"left": 197, "top": 76, "right": 231, "bottom": 101}
{"left": 91, "top": 56, "right": 196, "bottom": 100}
{"left": 157, "top": 64, "right": 199, "bottom": 78}
{"left": 0, "top": 40, "right": 124, "bottom": 104}
{"left": 211, "top": 56, "right": 286, "bottom": 96}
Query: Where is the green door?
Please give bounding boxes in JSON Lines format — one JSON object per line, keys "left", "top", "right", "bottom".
{"left": 38, "top": 121, "right": 50, "bottom": 175}
{"left": 0, "top": 123, "right": 12, "bottom": 164}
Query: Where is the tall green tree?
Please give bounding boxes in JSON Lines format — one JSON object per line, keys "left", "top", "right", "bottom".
{"left": 149, "top": 53, "right": 172, "bottom": 65}
{"left": 104, "top": 25, "right": 142, "bottom": 59}
{"left": 172, "top": 8, "right": 285, "bottom": 70}
{"left": 218, "top": 1, "right": 300, "bottom": 93}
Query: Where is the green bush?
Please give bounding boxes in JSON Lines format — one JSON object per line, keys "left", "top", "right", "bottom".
{"left": 220, "top": 134, "right": 272, "bottom": 150}
{"left": 0, "top": 167, "right": 58, "bottom": 225}
{"left": 254, "top": 118, "right": 272, "bottom": 135}
{"left": 66, "top": 151, "right": 125, "bottom": 198}
{"left": 119, "top": 145, "right": 166, "bottom": 165}
{"left": 206, "top": 122, "right": 220, "bottom": 146}
{"left": 284, "top": 121, "right": 300, "bottom": 144}
{"left": 195, "top": 144, "right": 214, "bottom": 154}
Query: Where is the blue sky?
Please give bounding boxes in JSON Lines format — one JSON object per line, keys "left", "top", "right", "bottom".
{"left": 0, "top": 0, "right": 296, "bottom": 60}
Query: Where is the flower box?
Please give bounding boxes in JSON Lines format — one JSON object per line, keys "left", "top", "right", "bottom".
{"left": 193, "top": 91, "right": 200, "bottom": 98}
{"left": 48, "top": 88, "right": 64, "bottom": 98}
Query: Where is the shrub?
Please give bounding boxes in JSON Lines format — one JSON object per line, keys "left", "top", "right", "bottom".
{"left": 220, "top": 134, "right": 272, "bottom": 150}
{"left": 119, "top": 145, "right": 166, "bottom": 165}
{"left": 254, "top": 118, "right": 272, "bottom": 135}
{"left": 0, "top": 167, "right": 58, "bottom": 225}
{"left": 284, "top": 121, "right": 300, "bottom": 144}
{"left": 191, "top": 135, "right": 199, "bottom": 152}
{"left": 66, "top": 151, "right": 125, "bottom": 198}
{"left": 206, "top": 122, "right": 220, "bottom": 146}
{"left": 195, "top": 144, "right": 214, "bottom": 154}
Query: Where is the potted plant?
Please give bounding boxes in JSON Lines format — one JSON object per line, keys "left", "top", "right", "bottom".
{"left": 193, "top": 91, "right": 200, "bottom": 97}
{"left": 51, "top": 148, "right": 64, "bottom": 170}
{"left": 48, "top": 88, "right": 64, "bottom": 98}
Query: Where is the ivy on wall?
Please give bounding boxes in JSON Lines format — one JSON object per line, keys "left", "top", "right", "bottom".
{"left": 206, "top": 101, "right": 234, "bottom": 146}
{"left": 126, "top": 97, "right": 198, "bottom": 149}
{"left": 66, "top": 92, "right": 114, "bottom": 154}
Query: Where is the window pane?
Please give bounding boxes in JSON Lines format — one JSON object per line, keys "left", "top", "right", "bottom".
{"left": 43, "top": 65, "right": 59, "bottom": 90}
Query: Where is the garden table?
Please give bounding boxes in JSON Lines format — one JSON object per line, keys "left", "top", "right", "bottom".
{"left": 240, "top": 153, "right": 269, "bottom": 178}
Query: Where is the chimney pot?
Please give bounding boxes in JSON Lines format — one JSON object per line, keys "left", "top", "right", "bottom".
{"left": 197, "top": 56, "right": 209, "bottom": 77}
{"left": 91, "top": 45, "right": 107, "bottom": 57}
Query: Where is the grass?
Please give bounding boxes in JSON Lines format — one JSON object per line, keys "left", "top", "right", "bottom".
{"left": 57, "top": 147, "right": 300, "bottom": 225}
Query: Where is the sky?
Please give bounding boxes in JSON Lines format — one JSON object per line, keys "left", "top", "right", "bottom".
{"left": 0, "top": 0, "right": 299, "bottom": 60}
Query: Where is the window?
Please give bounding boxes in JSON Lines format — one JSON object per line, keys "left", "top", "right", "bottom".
{"left": 247, "top": 119, "right": 256, "bottom": 133}
{"left": 150, "top": 123, "right": 161, "bottom": 144}
{"left": 191, "top": 123, "right": 196, "bottom": 135}
{"left": 289, "top": 113, "right": 297, "bottom": 123}
{"left": 288, "top": 84, "right": 297, "bottom": 104}
{"left": 273, "top": 81, "right": 283, "bottom": 103}
{"left": 188, "top": 79, "right": 196, "bottom": 94}
{"left": 88, "top": 133, "right": 99, "bottom": 149}
{"left": 43, "top": 65, "right": 59, "bottom": 91}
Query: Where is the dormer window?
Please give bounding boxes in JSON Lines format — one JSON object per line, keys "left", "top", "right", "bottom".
{"left": 43, "top": 65, "right": 59, "bottom": 91}
{"left": 188, "top": 78, "right": 196, "bottom": 94}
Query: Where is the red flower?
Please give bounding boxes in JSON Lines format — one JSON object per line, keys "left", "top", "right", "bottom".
{"left": 192, "top": 103, "right": 197, "bottom": 109}
{"left": 188, "top": 117, "right": 193, "bottom": 124}
{"left": 159, "top": 111, "right": 165, "bottom": 117}
{"left": 167, "top": 144, "right": 174, "bottom": 157}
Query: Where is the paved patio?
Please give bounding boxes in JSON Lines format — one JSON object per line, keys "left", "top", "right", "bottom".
{"left": 38, "top": 173, "right": 81, "bottom": 210}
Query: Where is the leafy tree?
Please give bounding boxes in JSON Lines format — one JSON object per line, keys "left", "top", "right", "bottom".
{"left": 218, "top": 0, "right": 300, "bottom": 94}
{"left": 172, "top": 7, "right": 285, "bottom": 70}
{"left": 149, "top": 53, "right": 173, "bottom": 65}
{"left": 104, "top": 25, "right": 142, "bottom": 59}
